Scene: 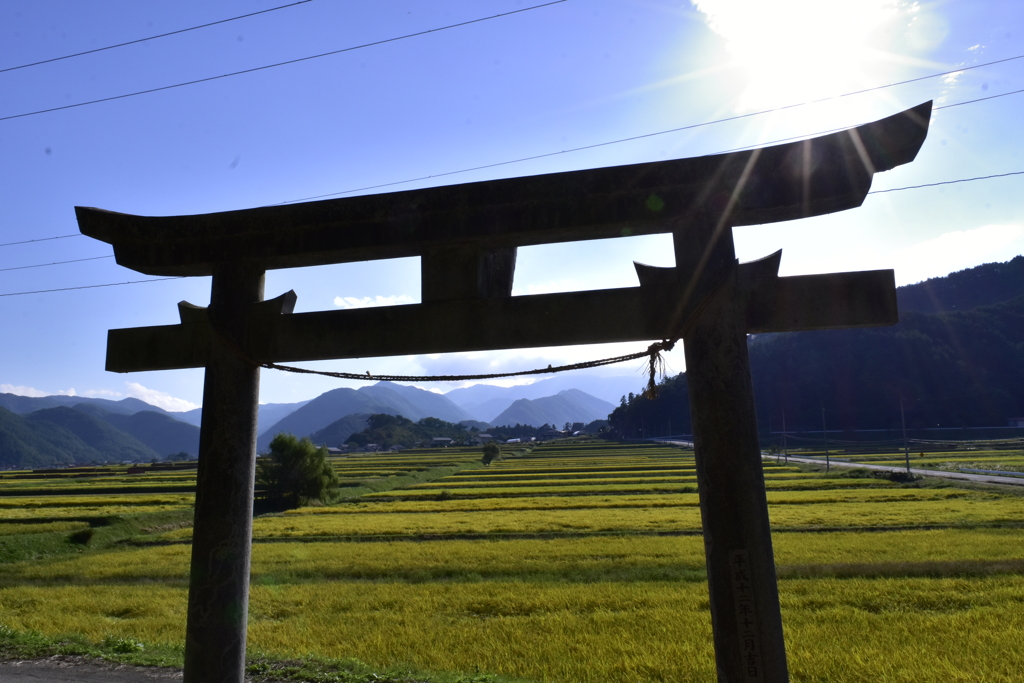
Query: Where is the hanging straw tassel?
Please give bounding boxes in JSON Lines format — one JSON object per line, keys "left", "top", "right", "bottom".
{"left": 643, "top": 340, "right": 674, "bottom": 399}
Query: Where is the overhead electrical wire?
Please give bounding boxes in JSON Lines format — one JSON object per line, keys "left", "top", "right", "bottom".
{"left": 0, "top": 1, "right": 315, "bottom": 74}
{"left": 275, "top": 83, "right": 1024, "bottom": 205}
{"left": 3, "top": 52, "right": 1022, "bottom": 265}
{"left": 0, "top": 9, "right": 1017, "bottom": 126}
{"left": 0, "top": 278, "right": 182, "bottom": 297}
{"left": 713, "top": 88, "right": 1024, "bottom": 157}
{"left": 1, "top": 165, "right": 1020, "bottom": 297}
{"left": 868, "top": 170, "right": 1024, "bottom": 194}
{"left": 0, "top": 255, "right": 112, "bottom": 272}
{"left": 0, "top": 0, "right": 568, "bottom": 123}
{"left": 5, "top": 98, "right": 1023, "bottom": 260}
{"left": 0, "top": 234, "right": 82, "bottom": 248}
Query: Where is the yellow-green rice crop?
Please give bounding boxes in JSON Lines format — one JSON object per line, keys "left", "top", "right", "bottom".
{"left": 4, "top": 439, "right": 1024, "bottom": 683}
{"left": 5, "top": 528, "right": 1024, "bottom": 588}
{"left": 4, "top": 576, "right": 1024, "bottom": 683}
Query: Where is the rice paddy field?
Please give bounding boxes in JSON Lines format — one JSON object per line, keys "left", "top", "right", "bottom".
{"left": 2, "top": 440, "right": 1024, "bottom": 682}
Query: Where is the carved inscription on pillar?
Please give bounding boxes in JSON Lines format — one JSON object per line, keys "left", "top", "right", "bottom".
{"left": 731, "top": 549, "right": 762, "bottom": 680}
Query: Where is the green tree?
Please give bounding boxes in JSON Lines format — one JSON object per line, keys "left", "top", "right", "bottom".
{"left": 256, "top": 433, "right": 340, "bottom": 508}
{"left": 481, "top": 441, "right": 500, "bottom": 465}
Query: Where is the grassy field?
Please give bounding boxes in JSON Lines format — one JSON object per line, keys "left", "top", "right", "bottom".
{"left": 2, "top": 441, "right": 1024, "bottom": 682}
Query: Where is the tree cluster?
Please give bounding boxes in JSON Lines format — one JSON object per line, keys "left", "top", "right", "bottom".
{"left": 481, "top": 441, "right": 501, "bottom": 465}
{"left": 256, "top": 433, "right": 340, "bottom": 509}
{"left": 345, "top": 414, "right": 474, "bottom": 449}
{"left": 608, "top": 373, "right": 691, "bottom": 439}
{"left": 607, "top": 284, "right": 1024, "bottom": 437}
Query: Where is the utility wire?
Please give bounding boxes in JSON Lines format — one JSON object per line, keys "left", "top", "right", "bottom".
{"left": 0, "top": 255, "right": 112, "bottom": 273}
{"left": 935, "top": 87, "right": 1024, "bottom": 110}
{"left": 937, "top": 87, "right": 1024, "bottom": 110}
{"left": 713, "top": 88, "right": 1024, "bottom": 157}
{"left": 0, "top": 277, "right": 182, "bottom": 297}
{"left": 0, "top": 234, "right": 82, "bottom": 248}
{"left": 869, "top": 170, "right": 1024, "bottom": 194}
{"left": 0, "top": 12, "right": 1016, "bottom": 125}
{"left": 5, "top": 68, "right": 1023, "bottom": 256}
{"left": 0, "top": 1, "right": 568, "bottom": 123}
{"left": 0, "top": 1, "right": 314, "bottom": 74}
{"left": 3, "top": 158, "right": 1021, "bottom": 293}
{"left": 276, "top": 78, "right": 1024, "bottom": 205}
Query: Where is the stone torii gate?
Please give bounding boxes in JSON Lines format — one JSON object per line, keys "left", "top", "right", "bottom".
{"left": 77, "top": 101, "right": 930, "bottom": 683}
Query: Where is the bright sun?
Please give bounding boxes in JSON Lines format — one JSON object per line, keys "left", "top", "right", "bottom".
{"left": 694, "top": 0, "right": 904, "bottom": 110}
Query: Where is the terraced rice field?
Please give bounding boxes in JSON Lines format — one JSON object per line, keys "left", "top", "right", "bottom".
{"left": 2, "top": 441, "right": 1024, "bottom": 682}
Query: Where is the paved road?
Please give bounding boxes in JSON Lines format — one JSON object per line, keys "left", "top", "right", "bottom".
{"left": 0, "top": 659, "right": 181, "bottom": 683}
{"left": 765, "top": 453, "right": 1024, "bottom": 487}
{"left": 652, "top": 439, "right": 1024, "bottom": 488}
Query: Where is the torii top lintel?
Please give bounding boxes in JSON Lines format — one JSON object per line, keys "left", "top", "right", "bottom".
{"left": 77, "top": 102, "right": 931, "bottom": 278}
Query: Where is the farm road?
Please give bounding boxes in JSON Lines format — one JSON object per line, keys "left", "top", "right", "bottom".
{"left": 651, "top": 439, "right": 1024, "bottom": 488}
{"left": 0, "top": 659, "right": 181, "bottom": 683}
{"left": 765, "top": 454, "right": 1024, "bottom": 487}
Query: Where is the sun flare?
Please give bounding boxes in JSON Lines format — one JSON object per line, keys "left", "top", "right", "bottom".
{"left": 694, "top": 0, "right": 906, "bottom": 110}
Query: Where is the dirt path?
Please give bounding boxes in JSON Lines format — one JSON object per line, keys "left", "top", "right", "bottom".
{"left": 0, "top": 658, "right": 181, "bottom": 683}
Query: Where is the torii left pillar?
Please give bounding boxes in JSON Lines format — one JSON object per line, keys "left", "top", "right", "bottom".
{"left": 184, "top": 262, "right": 264, "bottom": 683}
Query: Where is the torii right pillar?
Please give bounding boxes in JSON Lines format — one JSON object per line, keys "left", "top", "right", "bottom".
{"left": 681, "top": 219, "right": 787, "bottom": 682}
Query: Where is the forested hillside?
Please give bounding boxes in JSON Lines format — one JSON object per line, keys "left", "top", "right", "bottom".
{"left": 610, "top": 257, "right": 1024, "bottom": 436}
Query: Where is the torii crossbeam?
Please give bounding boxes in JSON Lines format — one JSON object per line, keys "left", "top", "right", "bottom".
{"left": 78, "top": 101, "right": 931, "bottom": 683}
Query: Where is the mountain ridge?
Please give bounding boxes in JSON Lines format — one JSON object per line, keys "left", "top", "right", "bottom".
{"left": 489, "top": 389, "right": 615, "bottom": 428}
{"left": 610, "top": 256, "right": 1024, "bottom": 436}
{"left": 255, "top": 382, "right": 472, "bottom": 452}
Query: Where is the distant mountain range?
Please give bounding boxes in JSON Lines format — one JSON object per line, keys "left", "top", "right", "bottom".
{"left": 254, "top": 382, "right": 473, "bottom": 452}
{"left": 254, "top": 381, "right": 622, "bottom": 447}
{"left": 171, "top": 400, "right": 313, "bottom": 433}
{"left": 444, "top": 374, "right": 642, "bottom": 422}
{"left": 0, "top": 394, "right": 171, "bottom": 418}
{"left": 0, "top": 377, "right": 622, "bottom": 468}
{"left": 0, "top": 403, "right": 200, "bottom": 469}
{"left": 489, "top": 389, "right": 615, "bottom": 428}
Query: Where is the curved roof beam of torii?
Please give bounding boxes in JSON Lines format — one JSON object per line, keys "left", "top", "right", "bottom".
{"left": 77, "top": 102, "right": 931, "bottom": 277}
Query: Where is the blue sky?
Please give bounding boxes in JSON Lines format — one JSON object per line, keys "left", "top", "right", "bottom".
{"left": 2, "top": 0, "right": 1022, "bottom": 410}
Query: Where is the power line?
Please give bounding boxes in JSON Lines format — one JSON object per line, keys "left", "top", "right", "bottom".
{"left": 0, "top": 277, "right": 182, "bottom": 297}
{"left": 934, "top": 87, "right": 1024, "bottom": 110}
{"left": 277, "top": 84, "right": 1024, "bottom": 205}
{"left": 868, "top": 170, "right": 1024, "bottom": 195}
{"left": 6, "top": 164, "right": 1020, "bottom": 291}
{"left": 0, "top": 1, "right": 568, "bottom": 123}
{"left": 0, "top": 255, "right": 112, "bottom": 273}
{"left": 5, "top": 66, "right": 1022, "bottom": 258}
{"left": 0, "top": 1, "right": 314, "bottom": 74}
{"left": 0, "top": 234, "right": 82, "bottom": 248}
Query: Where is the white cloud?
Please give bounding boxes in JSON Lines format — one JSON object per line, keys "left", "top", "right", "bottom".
{"left": 522, "top": 279, "right": 587, "bottom": 295}
{"left": 0, "top": 384, "right": 76, "bottom": 397}
{"left": 80, "top": 389, "right": 125, "bottom": 398}
{"left": 941, "top": 70, "right": 963, "bottom": 85}
{"left": 0, "top": 382, "right": 198, "bottom": 411}
{"left": 895, "top": 224, "right": 1024, "bottom": 285}
{"left": 333, "top": 294, "right": 416, "bottom": 309}
{"left": 124, "top": 382, "right": 200, "bottom": 412}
